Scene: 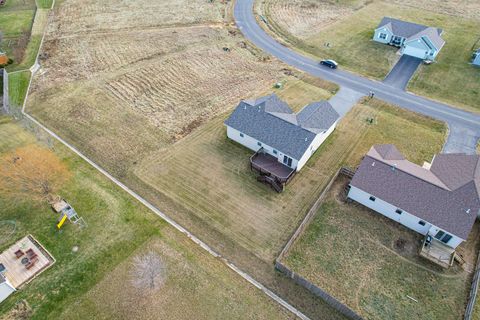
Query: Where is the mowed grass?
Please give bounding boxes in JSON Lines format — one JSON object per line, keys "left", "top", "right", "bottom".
{"left": 0, "top": 119, "right": 293, "bottom": 319}
{"left": 0, "top": 10, "right": 34, "bottom": 37}
{"left": 36, "top": 0, "right": 53, "bottom": 9}
{"left": 284, "top": 176, "right": 474, "bottom": 320}
{"left": 262, "top": 1, "right": 480, "bottom": 112}
{"left": 134, "top": 91, "right": 446, "bottom": 263}
{"left": 270, "top": 76, "right": 338, "bottom": 111}
{"left": 408, "top": 17, "right": 480, "bottom": 112}
{"left": 59, "top": 232, "right": 293, "bottom": 320}
{"left": 8, "top": 71, "right": 31, "bottom": 107}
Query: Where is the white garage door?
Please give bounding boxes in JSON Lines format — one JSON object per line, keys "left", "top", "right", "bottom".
{"left": 403, "top": 45, "right": 427, "bottom": 59}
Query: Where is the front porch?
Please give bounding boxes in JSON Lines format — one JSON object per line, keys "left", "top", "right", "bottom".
{"left": 420, "top": 236, "right": 455, "bottom": 268}
{"left": 250, "top": 149, "right": 295, "bottom": 192}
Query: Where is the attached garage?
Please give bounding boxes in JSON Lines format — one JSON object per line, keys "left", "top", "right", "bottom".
{"left": 402, "top": 45, "right": 427, "bottom": 59}
{"left": 402, "top": 38, "right": 431, "bottom": 59}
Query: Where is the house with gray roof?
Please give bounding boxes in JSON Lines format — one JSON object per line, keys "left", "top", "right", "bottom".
{"left": 224, "top": 94, "right": 339, "bottom": 187}
{"left": 373, "top": 17, "right": 445, "bottom": 60}
{"left": 348, "top": 145, "right": 479, "bottom": 266}
{"left": 472, "top": 49, "right": 480, "bottom": 66}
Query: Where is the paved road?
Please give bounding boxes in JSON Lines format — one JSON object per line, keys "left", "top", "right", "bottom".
{"left": 234, "top": 0, "right": 480, "bottom": 154}
{"left": 383, "top": 55, "right": 422, "bottom": 90}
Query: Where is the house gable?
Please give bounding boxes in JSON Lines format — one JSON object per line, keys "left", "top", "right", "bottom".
{"left": 224, "top": 95, "right": 339, "bottom": 170}
{"left": 349, "top": 145, "right": 480, "bottom": 241}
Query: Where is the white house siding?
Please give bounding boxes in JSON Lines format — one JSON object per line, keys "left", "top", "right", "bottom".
{"left": 373, "top": 27, "right": 393, "bottom": 44}
{"left": 226, "top": 126, "right": 299, "bottom": 169}
{"left": 348, "top": 186, "right": 465, "bottom": 248}
{"left": 348, "top": 186, "right": 432, "bottom": 235}
{"left": 402, "top": 38, "right": 436, "bottom": 59}
{"left": 296, "top": 121, "right": 337, "bottom": 171}
{"left": 0, "top": 281, "right": 15, "bottom": 303}
{"left": 473, "top": 52, "right": 480, "bottom": 66}
{"left": 427, "top": 226, "right": 463, "bottom": 248}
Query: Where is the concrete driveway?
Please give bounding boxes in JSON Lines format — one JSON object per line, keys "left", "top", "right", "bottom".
{"left": 383, "top": 55, "right": 423, "bottom": 90}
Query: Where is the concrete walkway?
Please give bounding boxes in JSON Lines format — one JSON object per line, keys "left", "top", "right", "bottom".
{"left": 328, "top": 87, "right": 365, "bottom": 117}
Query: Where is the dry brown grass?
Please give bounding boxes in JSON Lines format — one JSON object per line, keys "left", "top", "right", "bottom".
{"left": 27, "top": 0, "right": 289, "bottom": 177}
{"left": 58, "top": 231, "right": 294, "bottom": 320}
{"left": 46, "top": 0, "right": 226, "bottom": 36}
{"left": 262, "top": 0, "right": 480, "bottom": 40}
{"left": 259, "top": 0, "right": 368, "bottom": 39}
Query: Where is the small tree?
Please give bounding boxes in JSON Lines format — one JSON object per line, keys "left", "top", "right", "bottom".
{"left": 130, "top": 252, "right": 166, "bottom": 291}
{"left": 0, "top": 145, "right": 71, "bottom": 203}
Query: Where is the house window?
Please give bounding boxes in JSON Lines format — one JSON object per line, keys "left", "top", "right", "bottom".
{"left": 273, "top": 149, "right": 278, "bottom": 155}
{"left": 418, "top": 220, "right": 426, "bottom": 226}
{"left": 369, "top": 196, "right": 376, "bottom": 202}
{"left": 379, "top": 33, "right": 387, "bottom": 39}
{"left": 395, "top": 209, "right": 402, "bottom": 215}
{"left": 257, "top": 142, "right": 262, "bottom": 147}
{"left": 239, "top": 133, "right": 244, "bottom": 138}
{"left": 435, "top": 230, "right": 452, "bottom": 244}
{"left": 441, "top": 234, "right": 452, "bottom": 244}
{"left": 283, "top": 155, "right": 293, "bottom": 167}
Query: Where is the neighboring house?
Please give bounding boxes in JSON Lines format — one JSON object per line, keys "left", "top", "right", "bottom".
{"left": 0, "top": 273, "right": 15, "bottom": 304}
{"left": 472, "top": 49, "right": 480, "bottom": 66}
{"left": 373, "top": 17, "right": 445, "bottom": 60}
{"left": 224, "top": 94, "right": 339, "bottom": 190}
{"left": 348, "top": 145, "right": 479, "bottom": 261}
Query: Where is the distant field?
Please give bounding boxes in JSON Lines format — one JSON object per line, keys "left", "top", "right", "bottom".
{"left": 26, "top": 0, "right": 289, "bottom": 178}
{"left": 259, "top": 0, "right": 480, "bottom": 112}
{"left": 0, "top": 119, "right": 293, "bottom": 320}
{"left": 0, "top": 0, "right": 37, "bottom": 69}
{"left": 284, "top": 175, "right": 476, "bottom": 320}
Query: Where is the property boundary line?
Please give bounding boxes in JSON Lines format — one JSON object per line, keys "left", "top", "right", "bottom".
{"left": 12, "top": 1, "right": 310, "bottom": 318}
{"left": 464, "top": 248, "right": 480, "bottom": 319}
{"left": 275, "top": 168, "right": 363, "bottom": 320}
{"left": 2, "top": 69, "right": 9, "bottom": 113}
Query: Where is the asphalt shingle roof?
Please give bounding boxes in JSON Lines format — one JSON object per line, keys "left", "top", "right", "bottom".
{"left": 350, "top": 145, "right": 480, "bottom": 239}
{"left": 224, "top": 94, "right": 339, "bottom": 159}
{"left": 377, "top": 17, "right": 445, "bottom": 50}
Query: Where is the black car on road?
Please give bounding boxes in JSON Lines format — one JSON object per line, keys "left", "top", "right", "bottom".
{"left": 319, "top": 59, "right": 338, "bottom": 69}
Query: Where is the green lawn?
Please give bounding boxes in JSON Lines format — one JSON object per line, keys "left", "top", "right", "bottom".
{"left": 36, "top": 0, "right": 53, "bottom": 9}
{"left": 262, "top": 1, "right": 480, "bottom": 113}
{"left": 0, "top": 119, "right": 293, "bottom": 319}
{"left": 8, "top": 70, "right": 31, "bottom": 107}
{"left": 284, "top": 175, "right": 473, "bottom": 320}
{"left": 0, "top": 10, "right": 34, "bottom": 37}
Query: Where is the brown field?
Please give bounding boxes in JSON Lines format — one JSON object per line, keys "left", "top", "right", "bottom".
{"left": 258, "top": 0, "right": 368, "bottom": 39}
{"left": 27, "top": 0, "right": 292, "bottom": 177}
{"left": 261, "top": 0, "right": 480, "bottom": 40}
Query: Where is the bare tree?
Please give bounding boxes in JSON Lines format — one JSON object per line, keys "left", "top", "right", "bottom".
{"left": 130, "top": 252, "right": 166, "bottom": 291}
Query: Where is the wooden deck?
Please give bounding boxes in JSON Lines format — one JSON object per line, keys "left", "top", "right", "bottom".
{"left": 420, "top": 237, "right": 455, "bottom": 268}
{"left": 250, "top": 150, "right": 295, "bottom": 183}
{"left": 0, "top": 235, "right": 54, "bottom": 288}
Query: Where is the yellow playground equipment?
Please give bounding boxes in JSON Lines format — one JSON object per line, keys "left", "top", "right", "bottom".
{"left": 51, "top": 199, "right": 87, "bottom": 229}
{"left": 57, "top": 214, "right": 67, "bottom": 229}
